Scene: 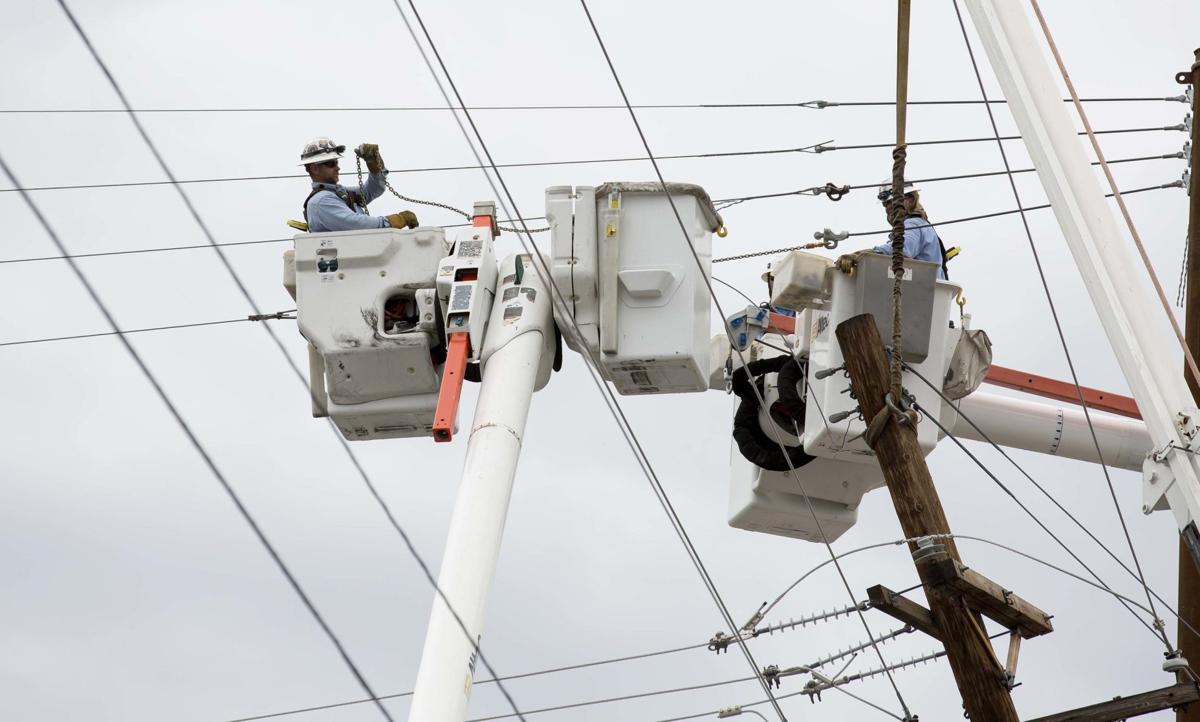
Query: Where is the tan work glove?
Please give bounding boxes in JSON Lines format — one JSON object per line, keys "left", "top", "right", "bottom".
{"left": 356, "top": 143, "right": 386, "bottom": 174}
{"left": 386, "top": 211, "right": 419, "bottom": 229}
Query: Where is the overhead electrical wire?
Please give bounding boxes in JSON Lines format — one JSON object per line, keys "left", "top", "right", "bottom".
{"left": 711, "top": 181, "right": 1183, "bottom": 263}
{"left": 0, "top": 151, "right": 1179, "bottom": 268}
{"left": 0, "top": 125, "right": 1179, "bottom": 195}
{"left": 21, "top": 7, "right": 1186, "bottom": 721}
{"left": 223, "top": 601, "right": 878, "bottom": 722}
{"left": 0, "top": 94, "right": 1183, "bottom": 114}
{"left": 464, "top": 627, "right": 919, "bottom": 722}
{"left": 901, "top": 366, "right": 1200, "bottom": 649}
{"left": 724, "top": 530, "right": 1200, "bottom": 720}
{"left": 817, "top": 124, "right": 1185, "bottom": 152}
{"left": 388, "top": 0, "right": 789, "bottom": 718}
{"left": 712, "top": 151, "right": 1184, "bottom": 209}
{"left": 571, "top": 2, "right": 916, "bottom": 719}
{"left": 0, "top": 144, "right": 396, "bottom": 722}
{"left": 948, "top": 0, "right": 1171, "bottom": 654}
{"left": 51, "top": 1, "right": 532, "bottom": 719}
{"left": 13, "top": 8, "right": 1190, "bottom": 722}
{"left": 0, "top": 316, "right": 252, "bottom": 347}
{"left": 1030, "top": 0, "right": 1200, "bottom": 396}
{"left": 908, "top": 390, "right": 1166, "bottom": 642}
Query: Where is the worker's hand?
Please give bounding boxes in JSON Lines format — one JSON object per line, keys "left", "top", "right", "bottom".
{"left": 356, "top": 143, "right": 385, "bottom": 174}
{"left": 386, "top": 211, "right": 419, "bottom": 229}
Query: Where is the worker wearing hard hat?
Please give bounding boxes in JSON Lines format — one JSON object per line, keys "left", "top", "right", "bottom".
{"left": 872, "top": 186, "right": 949, "bottom": 280}
{"left": 299, "top": 137, "right": 419, "bottom": 233}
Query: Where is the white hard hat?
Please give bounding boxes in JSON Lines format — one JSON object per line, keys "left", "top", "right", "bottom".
{"left": 299, "top": 137, "right": 345, "bottom": 166}
{"left": 876, "top": 180, "right": 921, "bottom": 204}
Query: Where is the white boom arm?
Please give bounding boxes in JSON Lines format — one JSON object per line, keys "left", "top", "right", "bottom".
{"left": 408, "top": 253, "right": 555, "bottom": 722}
{"left": 951, "top": 391, "right": 1150, "bottom": 472}
{"left": 963, "top": 0, "right": 1200, "bottom": 556}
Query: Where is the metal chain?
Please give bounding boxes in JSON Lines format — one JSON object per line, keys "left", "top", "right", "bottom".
{"left": 356, "top": 151, "right": 548, "bottom": 233}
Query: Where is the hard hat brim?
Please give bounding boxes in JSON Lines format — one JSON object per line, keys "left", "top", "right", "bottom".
{"left": 299, "top": 149, "right": 344, "bottom": 167}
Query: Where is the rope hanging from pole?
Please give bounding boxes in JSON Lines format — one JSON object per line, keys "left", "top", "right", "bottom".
{"left": 889, "top": 0, "right": 913, "bottom": 404}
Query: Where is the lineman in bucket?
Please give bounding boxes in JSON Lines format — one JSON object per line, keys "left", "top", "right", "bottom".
{"left": 872, "top": 184, "right": 949, "bottom": 280}
{"left": 299, "top": 137, "right": 420, "bottom": 233}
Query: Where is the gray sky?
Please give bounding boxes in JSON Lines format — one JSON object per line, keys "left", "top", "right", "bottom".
{"left": 2, "top": 1, "right": 1199, "bottom": 720}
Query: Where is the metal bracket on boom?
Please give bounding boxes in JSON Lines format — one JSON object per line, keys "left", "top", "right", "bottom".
{"left": 431, "top": 207, "right": 500, "bottom": 442}
{"left": 1143, "top": 410, "right": 1200, "bottom": 513}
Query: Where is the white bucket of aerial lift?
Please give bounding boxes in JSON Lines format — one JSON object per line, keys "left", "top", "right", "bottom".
{"left": 545, "top": 182, "right": 721, "bottom": 395}
{"left": 725, "top": 337, "right": 886, "bottom": 543}
{"left": 289, "top": 227, "right": 451, "bottom": 440}
{"left": 765, "top": 252, "right": 833, "bottom": 310}
{"left": 769, "top": 250, "right": 960, "bottom": 461}
{"left": 437, "top": 226, "right": 499, "bottom": 363}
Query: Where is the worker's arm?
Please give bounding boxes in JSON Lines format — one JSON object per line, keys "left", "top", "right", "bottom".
{"left": 361, "top": 169, "right": 388, "bottom": 205}
{"left": 309, "top": 192, "right": 389, "bottom": 231}
{"left": 871, "top": 222, "right": 924, "bottom": 258}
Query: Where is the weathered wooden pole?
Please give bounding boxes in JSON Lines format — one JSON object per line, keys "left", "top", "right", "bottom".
{"left": 836, "top": 313, "right": 1019, "bottom": 721}
{"left": 1179, "top": 46, "right": 1200, "bottom": 722}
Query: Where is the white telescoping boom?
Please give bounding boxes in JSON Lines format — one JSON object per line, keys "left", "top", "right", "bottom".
{"left": 963, "top": 0, "right": 1200, "bottom": 561}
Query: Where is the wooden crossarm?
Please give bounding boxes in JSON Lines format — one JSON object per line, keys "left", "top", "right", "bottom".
{"left": 1025, "top": 682, "right": 1200, "bottom": 722}
{"left": 866, "top": 584, "right": 942, "bottom": 641}
{"left": 928, "top": 558, "right": 1053, "bottom": 638}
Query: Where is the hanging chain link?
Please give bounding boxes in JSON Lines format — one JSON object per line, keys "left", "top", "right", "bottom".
{"left": 355, "top": 152, "right": 549, "bottom": 233}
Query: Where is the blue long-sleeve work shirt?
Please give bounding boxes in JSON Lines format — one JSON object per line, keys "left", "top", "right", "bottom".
{"left": 872, "top": 216, "right": 946, "bottom": 279}
{"left": 305, "top": 171, "right": 390, "bottom": 232}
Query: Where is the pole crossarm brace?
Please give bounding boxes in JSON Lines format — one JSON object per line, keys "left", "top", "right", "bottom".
{"left": 1024, "top": 682, "right": 1200, "bottom": 722}
{"left": 962, "top": 0, "right": 1200, "bottom": 564}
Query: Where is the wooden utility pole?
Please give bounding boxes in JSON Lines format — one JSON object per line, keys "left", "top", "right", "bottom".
{"left": 837, "top": 314, "right": 1020, "bottom": 721}
{"left": 1180, "top": 46, "right": 1200, "bottom": 722}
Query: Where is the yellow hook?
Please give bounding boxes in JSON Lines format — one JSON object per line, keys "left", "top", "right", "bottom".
{"left": 716, "top": 226, "right": 728, "bottom": 238}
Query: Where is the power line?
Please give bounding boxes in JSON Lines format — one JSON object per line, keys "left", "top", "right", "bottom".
{"left": 816, "top": 124, "right": 1184, "bottom": 152}
{"left": 572, "top": 2, "right": 917, "bottom": 719}
{"left": 465, "top": 676, "right": 758, "bottom": 722}
{"left": 909, "top": 392, "right": 1166, "bottom": 643}
{"left": 224, "top": 602, "right": 869, "bottom": 722}
{"left": 712, "top": 151, "right": 1183, "bottom": 209}
{"left": 0, "top": 216, "right": 549, "bottom": 266}
{"left": 1, "top": 152, "right": 1178, "bottom": 268}
{"left": 949, "top": 0, "right": 1170, "bottom": 653}
{"left": 390, "top": 0, "right": 790, "bottom": 718}
{"left": 0, "top": 143, "right": 825, "bottom": 194}
{"left": 1, "top": 95, "right": 1184, "bottom": 114}
{"left": 905, "top": 363, "right": 1199, "bottom": 646}
{"left": 0, "top": 125, "right": 1178, "bottom": 195}
{"left": 47, "top": 2, "right": 402, "bottom": 719}
{"left": 711, "top": 181, "right": 1183, "bottom": 263}
{"left": 2, "top": 140, "right": 397, "bottom": 722}
{"left": 52, "top": 1, "right": 532, "bottom": 718}
{"left": 0, "top": 317, "right": 250, "bottom": 347}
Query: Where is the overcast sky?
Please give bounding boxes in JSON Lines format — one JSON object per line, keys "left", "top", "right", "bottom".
{"left": 3, "top": 1, "right": 1200, "bottom": 721}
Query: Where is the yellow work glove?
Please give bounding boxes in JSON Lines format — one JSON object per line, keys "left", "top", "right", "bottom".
{"left": 356, "top": 143, "right": 385, "bottom": 174}
{"left": 386, "top": 211, "right": 419, "bottom": 229}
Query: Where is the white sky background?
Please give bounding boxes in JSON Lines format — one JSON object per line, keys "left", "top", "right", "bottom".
{"left": 2, "top": 0, "right": 1198, "bottom": 720}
